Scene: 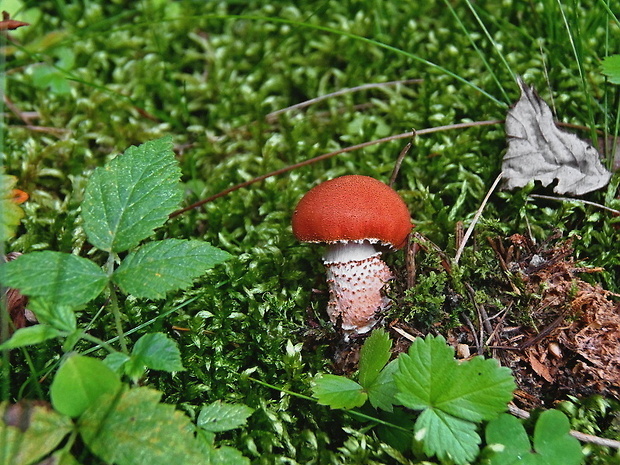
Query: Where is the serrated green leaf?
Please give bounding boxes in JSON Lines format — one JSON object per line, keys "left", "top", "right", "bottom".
{"left": 0, "top": 325, "right": 60, "bottom": 350}
{"left": 367, "top": 359, "right": 399, "bottom": 412}
{"left": 439, "top": 356, "right": 515, "bottom": 422}
{"left": 51, "top": 355, "right": 122, "bottom": 418}
{"left": 395, "top": 335, "right": 515, "bottom": 464}
{"left": 533, "top": 410, "right": 582, "bottom": 465}
{"left": 79, "top": 387, "right": 210, "bottom": 465}
{"left": 313, "top": 374, "right": 367, "bottom": 410}
{"left": 394, "top": 335, "right": 459, "bottom": 411}
{"left": 0, "top": 172, "right": 25, "bottom": 241}
{"left": 112, "top": 239, "right": 231, "bottom": 298}
{"left": 81, "top": 136, "right": 182, "bottom": 252}
{"left": 602, "top": 55, "right": 620, "bottom": 84}
{"left": 104, "top": 351, "right": 131, "bottom": 374}
{"left": 358, "top": 328, "right": 392, "bottom": 388}
{"left": 415, "top": 408, "right": 480, "bottom": 465}
{"left": 29, "top": 298, "right": 77, "bottom": 333}
{"left": 124, "top": 332, "right": 184, "bottom": 381}
{"left": 205, "top": 445, "right": 250, "bottom": 465}
{"left": 0, "top": 251, "right": 108, "bottom": 307}
{"left": 0, "top": 400, "right": 72, "bottom": 465}
{"left": 197, "top": 401, "right": 254, "bottom": 433}
{"left": 395, "top": 335, "right": 514, "bottom": 419}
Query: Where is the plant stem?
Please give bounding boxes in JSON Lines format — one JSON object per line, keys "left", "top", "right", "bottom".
{"left": 106, "top": 254, "right": 128, "bottom": 354}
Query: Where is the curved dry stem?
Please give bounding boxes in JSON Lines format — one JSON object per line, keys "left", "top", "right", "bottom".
{"left": 265, "top": 79, "right": 423, "bottom": 122}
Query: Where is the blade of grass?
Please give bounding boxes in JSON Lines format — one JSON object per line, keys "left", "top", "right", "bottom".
{"left": 169, "top": 119, "right": 504, "bottom": 217}
{"left": 556, "top": 0, "right": 598, "bottom": 146}
{"left": 174, "top": 14, "right": 508, "bottom": 108}
{"left": 447, "top": 0, "right": 513, "bottom": 102}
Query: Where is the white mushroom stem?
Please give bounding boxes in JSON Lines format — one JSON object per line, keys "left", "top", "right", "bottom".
{"left": 322, "top": 241, "right": 393, "bottom": 336}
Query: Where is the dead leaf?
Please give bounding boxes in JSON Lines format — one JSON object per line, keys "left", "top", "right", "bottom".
{"left": 0, "top": 11, "right": 29, "bottom": 31}
{"left": 502, "top": 77, "right": 611, "bottom": 195}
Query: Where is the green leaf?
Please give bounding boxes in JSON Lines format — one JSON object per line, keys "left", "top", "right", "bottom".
{"left": 124, "top": 332, "right": 184, "bottom": 381}
{"left": 0, "top": 251, "right": 108, "bottom": 307}
{"left": 197, "top": 400, "right": 254, "bottom": 433}
{"left": 533, "top": 410, "right": 583, "bottom": 465}
{"left": 112, "top": 239, "right": 231, "bottom": 298}
{"left": 366, "top": 359, "right": 399, "bottom": 412}
{"left": 439, "top": 355, "right": 516, "bottom": 422}
{"left": 81, "top": 137, "right": 183, "bottom": 252}
{"left": 395, "top": 335, "right": 515, "bottom": 465}
{"left": 485, "top": 414, "right": 536, "bottom": 465}
{"left": 601, "top": 55, "right": 620, "bottom": 84}
{"left": 50, "top": 355, "right": 122, "bottom": 418}
{"left": 0, "top": 400, "right": 72, "bottom": 465}
{"left": 313, "top": 374, "right": 367, "bottom": 409}
{"left": 0, "top": 325, "right": 60, "bottom": 350}
{"left": 485, "top": 410, "right": 583, "bottom": 465}
{"left": 32, "top": 65, "right": 72, "bottom": 95}
{"left": 29, "top": 298, "right": 77, "bottom": 332}
{"left": 79, "top": 387, "right": 210, "bottom": 465}
{"left": 104, "top": 351, "right": 131, "bottom": 374}
{"left": 0, "top": 172, "right": 25, "bottom": 241}
{"left": 358, "top": 328, "right": 392, "bottom": 388}
{"left": 205, "top": 445, "right": 250, "bottom": 465}
{"left": 415, "top": 408, "right": 481, "bottom": 464}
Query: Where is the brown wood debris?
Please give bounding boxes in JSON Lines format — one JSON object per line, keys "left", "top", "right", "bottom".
{"left": 492, "top": 234, "right": 620, "bottom": 406}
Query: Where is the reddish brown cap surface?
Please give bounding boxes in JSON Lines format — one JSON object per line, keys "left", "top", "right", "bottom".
{"left": 292, "top": 175, "right": 412, "bottom": 249}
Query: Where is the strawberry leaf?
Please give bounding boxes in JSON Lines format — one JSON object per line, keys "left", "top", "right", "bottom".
{"left": 313, "top": 374, "right": 367, "bottom": 409}
{"left": 358, "top": 328, "right": 392, "bottom": 388}
{"left": 395, "top": 335, "right": 515, "bottom": 465}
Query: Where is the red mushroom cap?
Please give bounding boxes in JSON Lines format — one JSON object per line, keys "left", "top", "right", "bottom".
{"left": 292, "top": 175, "right": 412, "bottom": 249}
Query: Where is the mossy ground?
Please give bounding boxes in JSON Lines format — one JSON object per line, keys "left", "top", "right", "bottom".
{"left": 2, "top": 1, "right": 620, "bottom": 463}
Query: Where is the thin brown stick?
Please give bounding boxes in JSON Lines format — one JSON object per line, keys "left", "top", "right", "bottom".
{"left": 265, "top": 79, "right": 423, "bottom": 122}
{"left": 509, "top": 404, "right": 620, "bottom": 449}
{"left": 389, "top": 131, "right": 415, "bottom": 187}
{"left": 169, "top": 120, "right": 504, "bottom": 218}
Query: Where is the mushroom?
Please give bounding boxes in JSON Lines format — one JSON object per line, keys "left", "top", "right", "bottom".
{"left": 292, "top": 175, "right": 412, "bottom": 337}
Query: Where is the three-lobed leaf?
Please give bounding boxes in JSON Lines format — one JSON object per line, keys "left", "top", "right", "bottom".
{"left": 358, "top": 329, "right": 392, "bottom": 388}
{"left": 50, "top": 355, "right": 122, "bottom": 418}
{"left": 112, "top": 238, "right": 231, "bottom": 299}
{"left": 0, "top": 251, "right": 108, "bottom": 307}
{"left": 395, "top": 335, "right": 515, "bottom": 465}
{"left": 81, "top": 136, "right": 183, "bottom": 253}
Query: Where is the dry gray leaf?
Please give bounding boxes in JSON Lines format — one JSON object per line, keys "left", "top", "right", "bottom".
{"left": 502, "top": 78, "right": 611, "bottom": 195}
